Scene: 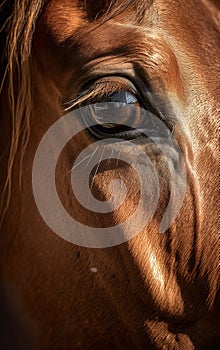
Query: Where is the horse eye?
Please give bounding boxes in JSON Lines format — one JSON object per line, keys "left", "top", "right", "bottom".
{"left": 82, "top": 90, "right": 147, "bottom": 140}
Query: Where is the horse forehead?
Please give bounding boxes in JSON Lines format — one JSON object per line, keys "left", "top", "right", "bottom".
{"left": 41, "top": 0, "right": 219, "bottom": 53}
{"left": 38, "top": 0, "right": 219, "bottom": 97}
{"left": 42, "top": 0, "right": 216, "bottom": 26}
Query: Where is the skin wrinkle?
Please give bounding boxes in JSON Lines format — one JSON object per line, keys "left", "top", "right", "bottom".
{"left": 0, "top": 0, "right": 219, "bottom": 349}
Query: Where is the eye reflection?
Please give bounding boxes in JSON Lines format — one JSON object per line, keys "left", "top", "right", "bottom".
{"left": 82, "top": 90, "right": 146, "bottom": 137}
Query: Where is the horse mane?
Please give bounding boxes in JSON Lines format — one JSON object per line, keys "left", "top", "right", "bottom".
{"left": 0, "top": 0, "right": 43, "bottom": 224}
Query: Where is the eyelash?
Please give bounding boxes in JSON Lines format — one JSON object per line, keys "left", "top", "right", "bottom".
{"left": 82, "top": 77, "right": 140, "bottom": 103}
{"left": 64, "top": 76, "right": 142, "bottom": 112}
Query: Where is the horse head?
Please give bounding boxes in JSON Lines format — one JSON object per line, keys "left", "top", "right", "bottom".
{"left": 0, "top": 0, "right": 219, "bottom": 349}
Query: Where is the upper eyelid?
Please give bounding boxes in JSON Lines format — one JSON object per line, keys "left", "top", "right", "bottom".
{"left": 64, "top": 76, "right": 141, "bottom": 111}
{"left": 83, "top": 85, "right": 140, "bottom": 104}
{"left": 78, "top": 74, "right": 137, "bottom": 91}
{"left": 81, "top": 76, "right": 138, "bottom": 98}
{"left": 80, "top": 76, "right": 157, "bottom": 112}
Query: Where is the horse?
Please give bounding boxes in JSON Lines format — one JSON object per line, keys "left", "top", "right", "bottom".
{"left": 0, "top": 0, "right": 219, "bottom": 349}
